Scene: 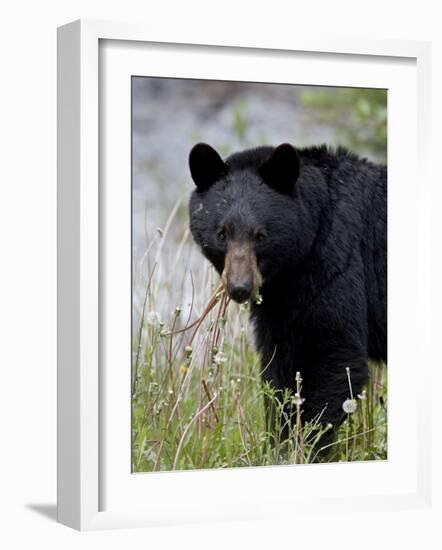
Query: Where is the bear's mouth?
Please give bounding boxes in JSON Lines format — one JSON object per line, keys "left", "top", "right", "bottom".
{"left": 221, "top": 241, "right": 262, "bottom": 304}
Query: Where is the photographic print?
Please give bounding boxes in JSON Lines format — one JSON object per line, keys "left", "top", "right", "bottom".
{"left": 131, "top": 77, "right": 387, "bottom": 472}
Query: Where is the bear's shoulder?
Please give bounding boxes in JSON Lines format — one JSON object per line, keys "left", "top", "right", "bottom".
{"left": 298, "top": 144, "right": 376, "bottom": 170}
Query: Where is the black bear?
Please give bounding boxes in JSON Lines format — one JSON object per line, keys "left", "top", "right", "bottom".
{"left": 188, "top": 142, "right": 386, "bottom": 448}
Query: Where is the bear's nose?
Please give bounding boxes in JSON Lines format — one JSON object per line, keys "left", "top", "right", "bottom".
{"left": 227, "top": 281, "right": 253, "bottom": 303}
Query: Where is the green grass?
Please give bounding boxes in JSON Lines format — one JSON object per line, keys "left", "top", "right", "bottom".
{"left": 131, "top": 276, "right": 387, "bottom": 472}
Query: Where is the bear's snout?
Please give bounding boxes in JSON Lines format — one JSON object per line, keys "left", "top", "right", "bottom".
{"left": 227, "top": 280, "right": 253, "bottom": 304}
{"left": 222, "top": 241, "right": 262, "bottom": 303}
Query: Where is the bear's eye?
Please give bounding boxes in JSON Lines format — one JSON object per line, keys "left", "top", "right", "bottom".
{"left": 217, "top": 229, "right": 227, "bottom": 242}
{"left": 255, "top": 231, "right": 267, "bottom": 243}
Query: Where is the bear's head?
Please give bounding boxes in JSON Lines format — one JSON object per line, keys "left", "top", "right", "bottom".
{"left": 188, "top": 143, "right": 313, "bottom": 304}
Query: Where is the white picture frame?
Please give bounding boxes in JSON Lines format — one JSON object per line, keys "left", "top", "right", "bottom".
{"left": 57, "top": 19, "right": 433, "bottom": 531}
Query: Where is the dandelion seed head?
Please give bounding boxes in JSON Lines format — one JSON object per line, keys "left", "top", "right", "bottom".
{"left": 292, "top": 393, "right": 305, "bottom": 406}
{"left": 213, "top": 351, "right": 228, "bottom": 365}
{"left": 342, "top": 398, "right": 357, "bottom": 414}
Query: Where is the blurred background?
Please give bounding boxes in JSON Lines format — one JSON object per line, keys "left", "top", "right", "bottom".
{"left": 132, "top": 78, "right": 387, "bottom": 325}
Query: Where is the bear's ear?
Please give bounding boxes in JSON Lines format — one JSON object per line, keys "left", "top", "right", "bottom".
{"left": 259, "top": 143, "right": 300, "bottom": 196}
{"left": 189, "top": 143, "right": 227, "bottom": 192}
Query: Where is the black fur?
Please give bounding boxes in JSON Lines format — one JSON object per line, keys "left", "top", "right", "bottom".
{"left": 188, "top": 143, "right": 387, "bottom": 435}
